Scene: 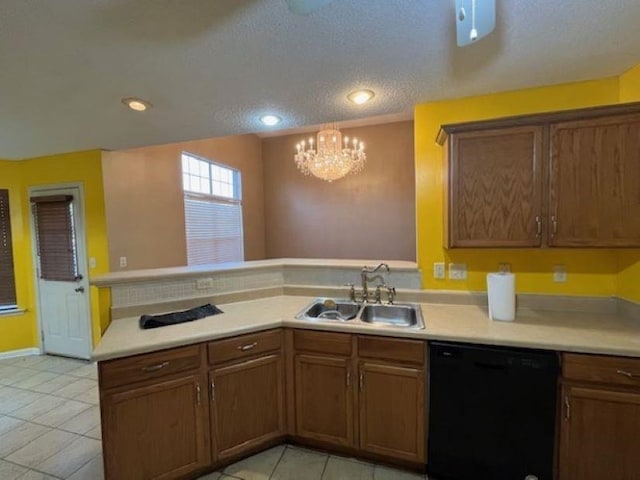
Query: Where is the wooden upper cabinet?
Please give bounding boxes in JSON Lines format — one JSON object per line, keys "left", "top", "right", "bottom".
{"left": 102, "top": 373, "right": 210, "bottom": 480}
{"left": 439, "top": 102, "right": 640, "bottom": 248}
{"left": 446, "top": 126, "right": 543, "bottom": 247}
{"left": 559, "top": 384, "right": 640, "bottom": 480}
{"left": 549, "top": 114, "right": 640, "bottom": 247}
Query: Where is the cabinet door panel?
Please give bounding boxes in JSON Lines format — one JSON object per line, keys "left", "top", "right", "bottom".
{"left": 294, "top": 354, "right": 354, "bottom": 447}
{"left": 449, "top": 126, "right": 543, "bottom": 247}
{"left": 550, "top": 114, "right": 640, "bottom": 246}
{"left": 211, "top": 354, "right": 285, "bottom": 459}
{"left": 102, "top": 374, "right": 210, "bottom": 480}
{"left": 359, "top": 362, "right": 425, "bottom": 462}
{"left": 559, "top": 385, "right": 640, "bottom": 480}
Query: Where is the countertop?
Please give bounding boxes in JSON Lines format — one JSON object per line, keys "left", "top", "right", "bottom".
{"left": 92, "top": 295, "right": 640, "bottom": 361}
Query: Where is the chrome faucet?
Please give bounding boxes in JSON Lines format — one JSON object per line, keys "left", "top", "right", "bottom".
{"left": 361, "top": 263, "right": 390, "bottom": 302}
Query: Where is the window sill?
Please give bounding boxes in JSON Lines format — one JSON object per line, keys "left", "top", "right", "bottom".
{"left": 0, "top": 308, "right": 27, "bottom": 317}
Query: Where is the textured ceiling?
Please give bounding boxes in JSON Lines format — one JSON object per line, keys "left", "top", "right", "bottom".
{"left": 1, "top": 0, "right": 639, "bottom": 159}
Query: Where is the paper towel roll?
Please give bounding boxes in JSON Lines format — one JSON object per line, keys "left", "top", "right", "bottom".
{"left": 487, "top": 272, "right": 516, "bottom": 321}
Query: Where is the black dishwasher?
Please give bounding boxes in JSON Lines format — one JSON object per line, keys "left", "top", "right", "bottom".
{"left": 428, "top": 342, "right": 559, "bottom": 480}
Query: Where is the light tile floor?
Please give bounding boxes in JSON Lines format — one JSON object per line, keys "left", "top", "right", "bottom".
{"left": 0, "top": 355, "right": 427, "bottom": 480}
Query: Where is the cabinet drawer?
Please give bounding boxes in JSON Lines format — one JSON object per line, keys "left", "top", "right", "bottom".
{"left": 208, "top": 329, "right": 282, "bottom": 365}
{"left": 99, "top": 345, "right": 202, "bottom": 390}
{"left": 293, "top": 330, "right": 352, "bottom": 356}
{"left": 358, "top": 336, "right": 425, "bottom": 366}
{"left": 563, "top": 353, "right": 640, "bottom": 388}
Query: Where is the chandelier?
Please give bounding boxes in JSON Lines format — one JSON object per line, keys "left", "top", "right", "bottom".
{"left": 294, "top": 127, "right": 366, "bottom": 182}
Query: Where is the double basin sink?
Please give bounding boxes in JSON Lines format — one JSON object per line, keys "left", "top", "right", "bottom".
{"left": 296, "top": 298, "right": 424, "bottom": 330}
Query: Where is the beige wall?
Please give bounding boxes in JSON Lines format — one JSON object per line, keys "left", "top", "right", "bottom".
{"left": 103, "top": 134, "right": 265, "bottom": 271}
{"left": 262, "top": 121, "right": 416, "bottom": 260}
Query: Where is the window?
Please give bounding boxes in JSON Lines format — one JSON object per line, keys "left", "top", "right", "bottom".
{"left": 0, "top": 189, "right": 17, "bottom": 310}
{"left": 182, "top": 153, "right": 244, "bottom": 265}
{"left": 31, "top": 195, "right": 80, "bottom": 281}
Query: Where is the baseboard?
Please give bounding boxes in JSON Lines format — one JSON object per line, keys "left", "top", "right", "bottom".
{"left": 0, "top": 347, "right": 41, "bottom": 360}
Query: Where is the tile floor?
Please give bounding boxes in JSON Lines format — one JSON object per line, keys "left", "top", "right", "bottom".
{"left": 0, "top": 355, "right": 427, "bottom": 480}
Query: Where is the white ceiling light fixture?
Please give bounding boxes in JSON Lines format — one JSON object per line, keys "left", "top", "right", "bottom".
{"left": 295, "top": 126, "right": 366, "bottom": 182}
{"left": 260, "top": 114, "right": 282, "bottom": 126}
{"left": 122, "top": 97, "right": 152, "bottom": 112}
{"left": 347, "top": 89, "right": 375, "bottom": 105}
{"left": 455, "top": 0, "right": 495, "bottom": 47}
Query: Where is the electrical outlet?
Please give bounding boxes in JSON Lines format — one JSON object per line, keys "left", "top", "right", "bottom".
{"left": 119, "top": 256, "right": 127, "bottom": 268}
{"left": 196, "top": 278, "right": 214, "bottom": 290}
{"left": 433, "top": 262, "right": 446, "bottom": 279}
{"left": 553, "top": 265, "right": 567, "bottom": 283}
{"left": 89, "top": 257, "right": 96, "bottom": 269}
{"left": 498, "top": 263, "right": 511, "bottom": 273}
{"left": 449, "top": 263, "right": 467, "bottom": 280}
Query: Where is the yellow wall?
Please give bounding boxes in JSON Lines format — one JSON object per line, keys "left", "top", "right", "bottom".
{"left": 0, "top": 160, "right": 39, "bottom": 352}
{"left": 415, "top": 77, "right": 622, "bottom": 295}
{"left": 619, "top": 64, "right": 640, "bottom": 102}
{"left": 0, "top": 151, "right": 110, "bottom": 353}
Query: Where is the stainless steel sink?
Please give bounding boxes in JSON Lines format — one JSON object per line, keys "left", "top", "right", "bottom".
{"left": 296, "top": 298, "right": 360, "bottom": 322}
{"left": 295, "top": 298, "right": 424, "bottom": 329}
{"left": 360, "top": 303, "right": 423, "bottom": 328}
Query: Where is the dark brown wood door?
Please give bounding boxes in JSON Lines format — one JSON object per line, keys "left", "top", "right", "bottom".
{"left": 210, "top": 354, "right": 285, "bottom": 460}
{"left": 102, "top": 373, "right": 210, "bottom": 480}
{"left": 559, "top": 384, "right": 640, "bottom": 480}
{"left": 448, "top": 126, "right": 544, "bottom": 247}
{"left": 549, "top": 114, "right": 640, "bottom": 247}
{"left": 294, "top": 354, "right": 355, "bottom": 447}
{"left": 358, "top": 362, "right": 425, "bottom": 462}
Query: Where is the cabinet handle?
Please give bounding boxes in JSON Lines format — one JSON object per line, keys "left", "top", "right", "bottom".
{"left": 551, "top": 216, "right": 558, "bottom": 236}
{"left": 142, "top": 361, "right": 169, "bottom": 373}
{"left": 359, "top": 372, "right": 364, "bottom": 391}
{"left": 210, "top": 379, "right": 216, "bottom": 402}
{"left": 237, "top": 342, "right": 258, "bottom": 351}
{"left": 564, "top": 396, "right": 571, "bottom": 421}
{"left": 617, "top": 369, "right": 640, "bottom": 379}
{"left": 346, "top": 370, "right": 351, "bottom": 388}
{"left": 196, "top": 383, "right": 201, "bottom": 406}
{"left": 535, "top": 216, "right": 541, "bottom": 237}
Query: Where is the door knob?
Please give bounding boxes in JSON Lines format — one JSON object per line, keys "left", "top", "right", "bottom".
{"left": 74, "top": 286, "right": 85, "bottom": 293}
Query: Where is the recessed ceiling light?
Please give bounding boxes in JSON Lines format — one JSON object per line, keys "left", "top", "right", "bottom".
{"left": 122, "top": 97, "right": 151, "bottom": 112}
{"left": 260, "top": 114, "right": 282, "bottom": 126}
{"left": 347, "top": 89, "right": 375, "bottom": 105}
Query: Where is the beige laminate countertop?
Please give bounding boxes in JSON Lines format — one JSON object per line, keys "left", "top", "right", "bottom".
{"left": 92, "top": 295, "right": 640, "bottom": 362}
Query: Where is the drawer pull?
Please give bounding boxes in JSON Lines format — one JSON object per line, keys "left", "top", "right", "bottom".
{"left": 237, "top": 342, "right": 258, "bottom": 352}
{"left": 617, "top": 369, "right": 640, "bottom": 379}
{"left": 142, "top": 361, "right": 169, "bottom": 373}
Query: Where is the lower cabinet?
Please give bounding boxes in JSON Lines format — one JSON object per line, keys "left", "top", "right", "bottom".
{"left": 101, "top": 373, "right": 210, "bottom": 480}
{"left": 358, "top": 362, "right": 425, "bottom": 463}
{"left": 210, "top": 353, "right": 285, "bottom": 460}
{"left": 559, "top": 384, "right": 640, "bottom": 480}
{"left": 559, "top": 352, "right": 640, "bottom": 480}
{"left": 294, "top": 353, "right": 355, "bottom": 447}
{"left": 291, "top": 330, "right": 427, "bottom": 465}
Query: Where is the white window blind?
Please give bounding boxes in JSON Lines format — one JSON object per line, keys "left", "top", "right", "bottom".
{"left": 182, "top": 153, "right": 244, "bottom": 265}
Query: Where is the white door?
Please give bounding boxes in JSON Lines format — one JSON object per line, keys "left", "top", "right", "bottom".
{"left": 31, "top": 186, "right": 91, "bottom": 359}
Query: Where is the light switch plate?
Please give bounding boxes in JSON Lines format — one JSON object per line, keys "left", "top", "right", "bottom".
{"left": 119, "top": 256, "right": 127, "bottom": 268}
{"left": 498, "top": 263, "right": 511, "bottom": 273}
{"left": 433, "top": 262, "right": 446, "bottom": 279}
{"left": 553, "top": 265, "right": 567, "bottom": 283}
{"left": 89, "top": 257, "right": 97, "bottom": 269}
{"left": 449, "top": 263, "right": 467, "bottom": 280}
